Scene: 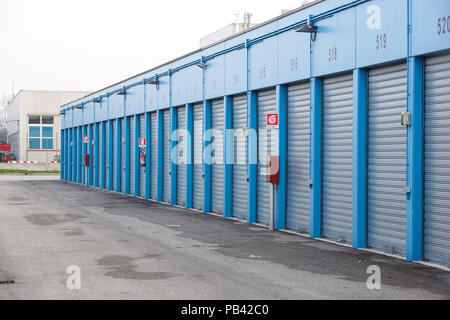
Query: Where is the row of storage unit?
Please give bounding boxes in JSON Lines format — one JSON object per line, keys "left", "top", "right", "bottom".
{"left": 62, "top": 53, "right": 449, "bottom": 267}
{"left": 60, "top": 0, "right": 450, "bottom": 267}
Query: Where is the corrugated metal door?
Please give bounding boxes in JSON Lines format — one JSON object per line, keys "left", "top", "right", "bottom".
{"left": 177, "top": 107, "right": 187, "bottom": 206}
{"left": 287, "top": 83, "right": 311, "bottom": 233}
{"left": 211, "top": 99, "right": 224, "bottom": 214}
{"left": 163, "top": 109, "right": 171, "bottom": 203}
{"left": 129, "top": 117, "right": 136, "bottom": 196}
{"left": 150, "top": 112, "right": 158, "bottom": 200}
{"left": 139, "top": 114, "right": 146, "bottom": 198}
{"left": 257, "top": 89, "right": 276, "bottom": 225}
{"left": 232, "top": 94, "right": 248, "bottom": 220}
{"left": 193, "top": 103, "right": 204, "bottom": 210}
{"left": 424, "top": 54, "right": 450, "bottom": 266}
{"left": 98, "top": 122, "right": 103, "bottom": 188}
{"left": 121, "top": 118, "right": 126, "bottom": 193}
{"left": 322, "top": 73, "right": 353, "bottom": 243}
{"left": 105, "top": 122, "right": 110, "bottom": 189}
{"left": 112, "top": 120, "right": 118, "bottom": 191}
{"left": 368, "top": 63, "right": 407, "bottom": 255}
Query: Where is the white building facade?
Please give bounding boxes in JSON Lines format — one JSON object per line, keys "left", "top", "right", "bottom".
{"left": 7, "top": 90, "right": 90, "bottom": 162}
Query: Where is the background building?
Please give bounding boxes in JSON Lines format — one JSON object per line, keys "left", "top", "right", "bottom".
{"left": 7, "top": 90, "right": 90, "bottom": 162}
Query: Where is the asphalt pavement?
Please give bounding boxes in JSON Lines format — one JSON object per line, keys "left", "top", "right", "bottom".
{"left": 0, "top": 175, "right": 448, "bottom": 299}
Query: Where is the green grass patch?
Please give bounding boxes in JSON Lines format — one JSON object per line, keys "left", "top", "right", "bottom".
{"left": 0, "top": 169, "right": 60, "bottom": 175}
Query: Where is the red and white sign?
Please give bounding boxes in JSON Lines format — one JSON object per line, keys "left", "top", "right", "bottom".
{"left": 139, "top": 138, "right": 146, "bottom": 148}
{"left": 266, "top": 113, "right": 279, "bottom": 128}
{"left": 8, "top": 161, "right": 38, "bottom": 164}
{"left": 83, "top": 136, "right": 89, "bottom": 143}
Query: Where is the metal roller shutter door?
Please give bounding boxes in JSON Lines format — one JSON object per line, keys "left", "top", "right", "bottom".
{"left": 150, "top": 112, "right": 158, "bottom": 200}
{"left": 193, "top": 104, "right": 204, "bottom": 210}
{"left": 112, "top": 120, "right": 118, "bottom": 191}
{"left": 322, "top": 73, "right": 353, "bottom": 243}
{"left": 211, "top": 99, "right": 224, "bottom": 214}
{"left": 105, "top": 122, "right": 110, "bottom": 189}
{"left": 163, "top": 109, "right": 171, "bottom": 203}
{"left": 287, "top": 83, "right": 311, "bottom": 233}
{"left": 139, "top": 114, "right": 146, "bottom": 198}
{"left": 177, "top": 107, "right": 187, "bottom": 206}
{"left": 121, "top": 118, "right": 126, "bottom": 193}
{"left": 98, "top": 123, "right": 103, "bottom": 188}
{"left": 368, "top": 63, "right": 407, "bottom": 255}
{"left": 129, "top": 117, "right": 136, "bottom": 196}
{"left": 424, "top": 54, "right": 450, "bottom": 266}
{"left": 232, "top": 94, "right": 248, "bottom": 220}
{"left": 257, "top": 89, "right": 277, "bottom": 225}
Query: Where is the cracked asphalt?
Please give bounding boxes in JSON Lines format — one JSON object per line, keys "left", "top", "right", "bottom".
{"left": 0, "top": 175, "right": 449, "bottom": 299}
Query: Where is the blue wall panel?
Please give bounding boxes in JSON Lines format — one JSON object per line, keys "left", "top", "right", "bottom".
{"left": 96, "top": 100, "right": 108, "bottom": 122}
{"left": 356, "top": 0, "right": 407, "bottom": 68}
{"left": 311, "top": 8, "right": 356, "bottom": 77}
{"left": 83, "top": 102, "right": 94, "bottom": 124}
{"left": 249, "top": 36, "right": 278, "bottom": 90}
{"left": 172, "top": 69, "right": 187, "bottom": 107}
{"left": 278, "top": 31, "right": 310, "bottom": 84}
{"left": 186, "top": 65, "right": 203, "bottom": 104}
{"left": 73, "top": 108, "right": 82, "bottom": 127}
{"left": 205, "top": 55, "right": 225, "bottom": 100}
{"left": 157, "top": 77, "right": 170, "bottom": 110}
{"left": 126, "top": 85, "right": 144, "bottom": 116}
{"left": 224, "top": 49, "right": 247, "bottom": 95}
{"left": 412, "top": 0, "right": 450, "bottom": 56}
{"left": 109, "top": 94, "right": 125, "bottom": 119}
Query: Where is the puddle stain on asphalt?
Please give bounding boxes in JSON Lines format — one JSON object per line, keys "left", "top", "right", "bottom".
{"left": 95, "top": 255, "right": 173, "bottom": 280}
{"left": 24, "top": 214, "right": 86, "bottom": 226}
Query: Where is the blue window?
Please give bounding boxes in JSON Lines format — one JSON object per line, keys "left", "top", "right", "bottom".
{"left": 42, "top": 138, "right": 53, "bottom": 150}
{"left": 29, "top": 126, "right": 40, "bottom": 137}
{"left": 42, "top": 126, "right": 53, "bottom": 137}
{"left": 29, "top": 138, "right": 40, "bottom": 149}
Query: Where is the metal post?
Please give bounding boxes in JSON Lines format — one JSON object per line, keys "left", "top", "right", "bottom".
{"left": 352, "top": 68, "right": 368, "bottom": 248}
{"left": 310, "top": 77, "right": 323, "bottom": 238}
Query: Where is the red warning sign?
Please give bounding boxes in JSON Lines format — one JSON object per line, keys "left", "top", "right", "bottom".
{"left": 139, "top": 138, "right": 146, "bottom": 148}
{"left": 266, "top": 113, "right": 279, "bottom": 128}
{"left": 83, "top": 136, "right": 89, "bottom": 143}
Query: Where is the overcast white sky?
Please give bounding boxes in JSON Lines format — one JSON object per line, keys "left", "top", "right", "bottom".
{"left": 0, "top": 0, "right": 310, "bottom": 99}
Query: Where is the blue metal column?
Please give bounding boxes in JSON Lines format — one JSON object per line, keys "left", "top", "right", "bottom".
{"left": 276, "top": 85, "right": 287, "bottom": 230}
{"left": 71, "top": 128, "right": 74, "bottom": 182}
{"left": 203, "top": 100, "right": 212, "bottom": 213}
{"left": 101, "top": 121, "right": 106, "bottom": 189}
{"left": 61, "top": 129, "right": 65, "bottom": 180}
{"left": 134, "top": 115, "right": 140, "bottom": 197}
{"left": 108, "top": 120, "right": 113, "bottom": 190}
{"left": 310, "top": 78, "right": 323, "bottom": 238}
{"left": 89, "top": 124, "right": 93, "bottom": 186}
{"left": 157, "top": 110, "right": 164, "bottom": 202}
{"left": 145, "top": 112, "right": 151, "bottom": 199}
{"left": 83, "top": 125, "right": 87, "bottom": 184}
{"left": 116, "top": 118, "right": 121, "bottom": 193}
{"left": 353, "top": 69, "right": 368, "bottom": 248}
{"left": 186, "top": 103, "right": 194, "bottom": 208}
{"left": 170, "top": 107, "right": 178, "bottom": 205}
{"left": 125, "top": 116, "right": 130, "bottom": 194}
{"left": 247, "top": 91, "right": 257, "bottom": 223}
{"left": 224, "top": 96, "right": 233, "bottom": 218}
{"left": 94, "top": 123, "right": 99, "bottom": 187}
{"left": 406, "top": 56, "right": 424, "bottom": 261}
